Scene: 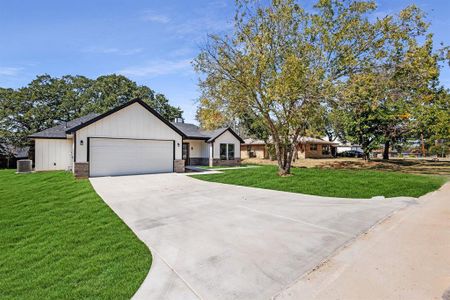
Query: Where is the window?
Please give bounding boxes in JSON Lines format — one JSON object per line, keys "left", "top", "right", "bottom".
{"left": 228, "top": 144, "right": 235, "bottom": 160}
{"left": 310, "top": 144, "right": 318, "bottom": 151}
{"left": 220, "top": 144, "right": 227, "bottom": 160}
{"left": 322, "top": 145, "right": 330, "bottom": 155}
{"left": 220, "top": 143, "right": 235, "bottom": 160}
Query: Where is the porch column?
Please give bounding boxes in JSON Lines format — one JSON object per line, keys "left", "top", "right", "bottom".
{"left": 209, "top": 142, "right": 214, "bottom": 167}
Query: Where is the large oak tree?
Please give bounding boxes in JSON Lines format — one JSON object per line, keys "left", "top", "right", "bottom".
{"left": 0, "top": 74, "right": 182, "bottom": 157}
{"left": 194, "top": 0, "right": 383, "bottom": 175}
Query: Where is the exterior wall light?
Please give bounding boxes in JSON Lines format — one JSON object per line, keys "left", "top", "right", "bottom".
{"left": 80, "top": 140, "right": 84, "bottom": 146}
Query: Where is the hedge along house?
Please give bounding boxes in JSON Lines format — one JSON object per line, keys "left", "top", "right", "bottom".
{"left": 29, "top": 99, "right": 243, "bottom": 178}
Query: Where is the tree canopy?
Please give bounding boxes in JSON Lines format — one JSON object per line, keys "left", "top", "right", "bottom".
{"left": 0, "top": 74, "right": 182, "bottom": 153}
{"left": 195, "top": 0, "right": 449, "bottom": 171}
{"left": 195, "top": 0, "right": 389, "bottom": 174}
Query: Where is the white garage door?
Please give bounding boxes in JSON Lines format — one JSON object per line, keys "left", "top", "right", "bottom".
{"left": 89, "top": 138, "right": 174, "bottom": 177}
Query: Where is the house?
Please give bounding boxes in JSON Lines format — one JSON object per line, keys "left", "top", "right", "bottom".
{"left": 171, "top": 121, "right": 243, "bottom": 167}
{"left": 240, "top": 137, "right": 338, "bottom": 160}
{"left": 296, "top": 137, "right": 338, "bottom": 159}
{"left": 29, "top": 99, "right": 243, "bottom": 178}
{"left": 241, "top": 138, "right": 269, "bottom": 159}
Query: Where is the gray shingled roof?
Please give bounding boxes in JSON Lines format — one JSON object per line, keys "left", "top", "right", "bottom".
{"left": 170, "top": 122, "right": 228, "bottom": 141}
{"left": 297, "top": 137, "right": 339, "bottom": 145}
{"left": 242, "top": 137, "right": 339, "bottom": 145}
{"left": 29, "top": 113, "right": 99, "bottom": 138}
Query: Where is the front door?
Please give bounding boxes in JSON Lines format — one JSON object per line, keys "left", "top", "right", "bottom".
{"left": 182, "top": 143, "right": 190, "bottom": 165}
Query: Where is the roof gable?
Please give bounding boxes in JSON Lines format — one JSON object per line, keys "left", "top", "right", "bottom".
{"left": 66, "top": 99, "right": 186, "bottom": 137}
{"left": 171, "top": 122, "right": 244, "bottom": 143}
{"left": 207, "top": 127, "right": 244, "bottom": 143}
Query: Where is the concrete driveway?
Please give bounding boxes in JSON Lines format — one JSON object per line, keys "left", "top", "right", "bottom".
{"left": 90, "top": 173, "right": 415, "bottom": 300}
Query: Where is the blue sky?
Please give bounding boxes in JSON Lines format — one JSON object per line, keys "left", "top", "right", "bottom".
{"left": 1, "top": 0, "right": 449, "bottom": 123}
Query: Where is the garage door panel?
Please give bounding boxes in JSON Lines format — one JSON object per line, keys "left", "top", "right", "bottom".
{"left": 90, "top": 138, "right": 173, "bottom": 177}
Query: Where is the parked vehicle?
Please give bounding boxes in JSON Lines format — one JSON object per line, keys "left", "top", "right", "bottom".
{"left": 338, "top": 150, "right": 364, "bottom": 158}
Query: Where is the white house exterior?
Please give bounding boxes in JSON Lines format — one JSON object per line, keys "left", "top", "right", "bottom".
{"left": 34, "top": 138, "right": 73, "bottom": 171}
{"left": 30, "top": 99, "right": 243, "bottom": 177}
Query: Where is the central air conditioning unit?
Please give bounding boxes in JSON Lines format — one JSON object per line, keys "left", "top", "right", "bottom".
{"left": 17, "top": 159, "right": 32, "bottom": 173}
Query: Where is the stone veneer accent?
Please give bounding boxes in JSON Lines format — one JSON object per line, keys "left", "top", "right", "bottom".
{"left": 211, "top": 158, "right": 241, "bottom": 167}
{"left": 174, "top": 159, "right": 185, "bottom": 173}
{"left": 189, "top": 157, "right": 209, "bottom": 166}
{"left": 74, "top": 162, "right": 89, "bottom": 178}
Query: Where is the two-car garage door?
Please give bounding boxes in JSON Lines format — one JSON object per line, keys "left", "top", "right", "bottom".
{"left": 89, "top": 138, "right": 174, "bottom": 177}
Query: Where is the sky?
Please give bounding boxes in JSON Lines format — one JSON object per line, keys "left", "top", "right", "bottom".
{"left": 1, "top": 0, "right": 449, "bottom": 124}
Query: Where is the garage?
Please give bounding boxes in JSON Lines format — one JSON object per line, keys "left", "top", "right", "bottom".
{"left": 89, "top": 138, "right": 174, "bottom": 177}
{"left": 30, "top": 99, "right": 186, "bottom": 177}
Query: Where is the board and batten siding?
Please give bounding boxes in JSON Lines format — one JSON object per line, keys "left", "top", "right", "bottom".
{"left": 75, "top": 102, "right": 183, "bottom": 163}
{"left": 213, "top": 130, "right": 241, "bottom": 159}
{"left": 35, "top": 138, "right": 73, "bottom": 171}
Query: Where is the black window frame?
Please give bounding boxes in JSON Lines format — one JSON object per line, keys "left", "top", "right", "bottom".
{"left": 310, "top": 144, "right": 318, "bottom": 151}
{"left": 228, "top": 143, "right": 235, "bottom": 160}
{"left": 220, "top": 143, "right": 227, "bottom": 160}
{"left": 219, "top": 143, "right": 235, "bottom": 160}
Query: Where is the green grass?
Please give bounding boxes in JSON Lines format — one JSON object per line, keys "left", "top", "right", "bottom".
{"left": 0, "top": 170, "right": 151, "bottom": 300}
{"left": 191, "top": 165, "right": 446, "bottom": 198}
{"left": 197, "top": 164, "right": 252, "bottom": 170}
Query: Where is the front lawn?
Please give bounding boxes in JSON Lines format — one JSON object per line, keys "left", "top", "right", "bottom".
{"left": 191, "top": 165, "right": 446, "bottom": 198}
{"left": 197, "top": 164, "right": 253, "bottom": 170}
{"left": 0, "top": 170, "right": 151, "bottom": 299}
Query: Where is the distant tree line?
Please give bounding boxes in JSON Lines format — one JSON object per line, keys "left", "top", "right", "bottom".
{"left": 0, "top": 74, "right": 182, "bottom": 159}
{"left": 194, "top": 0, "right": 450, "bottom": 175}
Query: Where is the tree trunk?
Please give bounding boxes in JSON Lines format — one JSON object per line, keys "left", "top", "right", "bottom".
{"left": 275, "top": 142, "right": 295, "bottom": 176}
{"left": 383, "top": 140, "right": 390, "bottom": 160}
{"left": 361, "top": 143, "right": 370, "bottom": 161}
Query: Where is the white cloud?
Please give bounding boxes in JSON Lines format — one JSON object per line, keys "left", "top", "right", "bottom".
{"left": 118, "top": 59, "right": 193, "bottom": 77}
{"left": 0, "top": 67, "right": 22, "bottom": 76}
{"left": 82, "top": 46, "right": 143, "bottom": 56}
{"left": 142, "top": 11, "right": 171, "bottom": 24}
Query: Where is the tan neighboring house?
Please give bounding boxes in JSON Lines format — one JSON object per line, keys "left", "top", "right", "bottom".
{"left": 240, "top": 137, "right": 338, "bottom": 160}
{"left": 295, "top": 137, "right": 338, "bottom": 159}
{"left": 241, "top": 138, "right": 269, "bottom": 159}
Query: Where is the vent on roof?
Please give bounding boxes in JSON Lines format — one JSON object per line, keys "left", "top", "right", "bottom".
{"left": 174, "top": 117, "right": 184, "bottom": 123}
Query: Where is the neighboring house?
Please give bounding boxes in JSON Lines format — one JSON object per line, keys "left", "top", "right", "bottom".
{"left": 29, "top": 99, "right": 243, "bottom": 178}
{"left": 241, "top": 138, "right": 269, "bottom": 159}
{"left": 240, "top": 137, "right": 338, "bottom": 160}
{"left": 0, "top": 144, "right": 29, "bottom": 168}
{"left": 296, "top": 137, "right": 338, "bottom": 159}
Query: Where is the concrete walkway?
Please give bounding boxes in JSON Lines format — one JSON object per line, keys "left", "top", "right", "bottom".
{"left": 277, "top": 183, "right": 450, "bottom": 300}
{"left": 90, "top": 173, "right": 415, "bottom": 299}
